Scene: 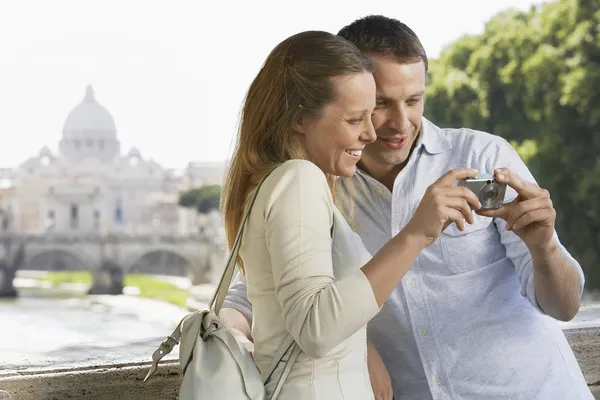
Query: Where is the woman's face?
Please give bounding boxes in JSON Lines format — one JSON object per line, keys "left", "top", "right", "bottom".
{"left": 297, "top": 71, "right": 377, "bottom": 178}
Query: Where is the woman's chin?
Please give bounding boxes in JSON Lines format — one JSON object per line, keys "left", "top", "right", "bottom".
{"left": 335, "top": 164, "right": 358, "bottom": 178}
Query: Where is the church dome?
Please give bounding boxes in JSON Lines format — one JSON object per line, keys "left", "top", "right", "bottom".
{"left": 62, "top": 85, "right": 117, "bottom": 139}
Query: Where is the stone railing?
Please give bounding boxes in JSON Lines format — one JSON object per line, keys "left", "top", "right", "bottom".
{"left": 1, "top": 326, "right": 599, "bottom": 399}
{"left": 0, "top": 232, "right": 205, "bottom": 244}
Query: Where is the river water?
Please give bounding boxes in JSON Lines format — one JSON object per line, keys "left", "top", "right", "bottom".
{"left": 1, "top": 275, "right": 600, "bottom": 373}
{"left": 0, "top": 275, "right": 197, "bottom": 372}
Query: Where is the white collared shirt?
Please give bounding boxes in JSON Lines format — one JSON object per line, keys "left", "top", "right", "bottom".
{"left": 342, "top": 117, "right": 590, "bottom": 399}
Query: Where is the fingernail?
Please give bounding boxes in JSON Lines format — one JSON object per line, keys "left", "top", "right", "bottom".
{"left": 497, "top": 173, "right": 505, "bottom": 180}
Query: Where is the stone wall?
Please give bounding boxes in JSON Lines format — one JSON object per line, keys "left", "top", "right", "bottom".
{"left": 566, "top": 328, "right": 600, "bottom": 397}
{"left": 1, "top": 326, "right": 599, "bottom": 399}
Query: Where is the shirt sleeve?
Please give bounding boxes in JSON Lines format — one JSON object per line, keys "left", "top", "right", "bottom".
{"left": 484, "top": 138, "right": 585, "bottom": 311}
{"left": 264, "top": 160, "right": 380, "bottom": 358}
{"left": 222, "top": 272, "right": 253, "bottom": 321}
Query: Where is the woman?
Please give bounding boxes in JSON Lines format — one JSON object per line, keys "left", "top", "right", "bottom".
{"left": 221, "top": 31, "right": 480, "bottom": 399}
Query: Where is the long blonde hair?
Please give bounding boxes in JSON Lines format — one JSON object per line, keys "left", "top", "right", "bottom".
{"left": 221, "top": 31, "right": 371, "bottom": 272}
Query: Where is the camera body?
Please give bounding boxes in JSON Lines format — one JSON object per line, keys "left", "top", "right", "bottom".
{"left": 458, "top": 172, "right": 507, "bottom": 210}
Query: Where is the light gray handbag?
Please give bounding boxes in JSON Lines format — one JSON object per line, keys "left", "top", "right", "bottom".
{"left": 144, "top": 172, "right": 301, "bottom": 399}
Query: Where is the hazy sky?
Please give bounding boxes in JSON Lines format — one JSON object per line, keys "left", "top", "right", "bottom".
{"left": 0, "top": 0, "right": 542, "bottom": 169}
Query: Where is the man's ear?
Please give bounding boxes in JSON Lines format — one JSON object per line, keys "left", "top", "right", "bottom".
{"left": 292, "top": 105, "right": 308, "bottom": 135}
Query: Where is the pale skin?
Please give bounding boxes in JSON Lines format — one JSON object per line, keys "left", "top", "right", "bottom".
{"left": 220, "top": 56, "right": 581, "bottom": 399}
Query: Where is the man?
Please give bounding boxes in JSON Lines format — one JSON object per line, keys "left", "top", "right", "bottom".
{"left": 220, "top": 15, "right": 591, "bottom": 400}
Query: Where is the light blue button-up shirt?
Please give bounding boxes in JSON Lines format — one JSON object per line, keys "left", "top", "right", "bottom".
{"left": 223, "top": 117, "right": 592, "bottom": 399}
{"left": 340, "top": 117, "right": 590, "bottom": 399}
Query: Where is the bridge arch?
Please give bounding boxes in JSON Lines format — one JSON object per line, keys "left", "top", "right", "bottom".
{"left": 24, "top": 247, "right": 96, "bottom": 272}
{"left": 123, "top": 246, "right": 200, "bottom": 278}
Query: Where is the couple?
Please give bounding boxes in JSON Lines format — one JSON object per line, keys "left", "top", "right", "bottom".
{"left": 219, "top": 15, "right": 591, "bottom": 400}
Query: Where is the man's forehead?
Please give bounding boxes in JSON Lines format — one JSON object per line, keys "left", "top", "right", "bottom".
{"left": 376, "top": 84, "right": 424, "bottom": 100}
{"left": 369, "top": 57, "right": 426, "bottom": 98}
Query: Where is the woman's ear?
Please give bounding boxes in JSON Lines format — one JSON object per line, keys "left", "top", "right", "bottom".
{"left": 292, "top": 105, "right": 308, "bottom": 135}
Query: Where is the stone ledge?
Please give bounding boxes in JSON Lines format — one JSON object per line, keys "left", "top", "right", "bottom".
{"left": 0, "top": 361, "right": 181, "bottom": 400}
{"left": 565, "top": 327, "right": 600, "bottom": 397}
{"left": 1, "top": 327, "right": 599, "bottom": 399}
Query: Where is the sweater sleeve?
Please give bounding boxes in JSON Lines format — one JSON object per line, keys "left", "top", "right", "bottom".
{"left": 264, "top": 160, "right": 380, "bottom": 358}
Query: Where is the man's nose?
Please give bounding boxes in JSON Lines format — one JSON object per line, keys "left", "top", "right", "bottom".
{"left": 388, "top": 106, "right": 410, "bottom": 133}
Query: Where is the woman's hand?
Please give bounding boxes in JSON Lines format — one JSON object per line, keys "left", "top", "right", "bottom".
{"left": 405, "top": 168, "right": 481, "bottom": 246}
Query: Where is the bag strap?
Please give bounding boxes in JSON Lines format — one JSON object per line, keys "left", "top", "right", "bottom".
{"left": 209, "top": 169, "right": 273, "bottom": 315}
{"left": 262, "top": 335, "right": 296, "bottom": 383}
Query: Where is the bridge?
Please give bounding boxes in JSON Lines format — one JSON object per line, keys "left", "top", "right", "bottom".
{"left": 0, "top": 232, "right": 227, "bottom": 297}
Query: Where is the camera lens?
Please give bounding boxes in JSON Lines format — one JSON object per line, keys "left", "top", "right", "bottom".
{"left": 480, "top": 184, "right": 499, "bottom": 207}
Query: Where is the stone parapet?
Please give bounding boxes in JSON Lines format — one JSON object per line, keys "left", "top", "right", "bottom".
{"left": 1, "top": 326, "right": 599, "bottom": 399}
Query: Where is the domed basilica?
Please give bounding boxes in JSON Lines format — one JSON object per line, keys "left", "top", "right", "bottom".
{"left": 0, "top": 85, "right": 225, "bottom": 235}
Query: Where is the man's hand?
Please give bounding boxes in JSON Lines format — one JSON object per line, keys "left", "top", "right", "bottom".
{"left": 230, "top": 327, "right": 255, "bottom": 355}
{"left": 219, "top": 308, "right": 254, "bottom": 354}
{"left": 367, "top": 340, "right": 393, "bottom": 400}
{"left": 477, "top": 167, "right": 556, "bottom": 249}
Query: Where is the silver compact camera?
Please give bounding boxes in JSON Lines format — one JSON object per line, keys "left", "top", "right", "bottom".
{"left": 458, "top": 172, "right": 507, "bottom": 210}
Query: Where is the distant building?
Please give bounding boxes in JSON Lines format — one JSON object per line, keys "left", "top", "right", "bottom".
{"left": 0, "top": 85, "right": 226, "bottom": 236}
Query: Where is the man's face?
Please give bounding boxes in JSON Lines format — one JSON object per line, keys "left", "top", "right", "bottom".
{"left": 360, "top": 55, "right": 426, "bottom": 177}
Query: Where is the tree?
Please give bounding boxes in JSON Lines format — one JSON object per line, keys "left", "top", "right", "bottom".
{"left": 424, "top": 0, "right": 600, "bottom": 288}
{"left": 178, "top": 185, "right": 221, "bottom": 214}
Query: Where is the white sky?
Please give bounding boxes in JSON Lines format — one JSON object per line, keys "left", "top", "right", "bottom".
{"left": 0, "top": 0, "right": 542, "bottom": 169}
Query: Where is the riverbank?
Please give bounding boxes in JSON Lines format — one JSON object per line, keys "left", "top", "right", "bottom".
{"left": 14, "top": 270, "right": 191, "bottom": 308}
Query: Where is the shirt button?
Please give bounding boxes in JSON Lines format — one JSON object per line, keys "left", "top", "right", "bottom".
{"left": 419, "top": 328, "right": 427, "bottom": 336}
{"left": 408, "top": 279, "right": 415, "bottom": 287}
{"left": 376, "top": 187, "right": 384, "bottom": 195}
{"left": 434, "top": 378, "right": 441, "bottom": 385}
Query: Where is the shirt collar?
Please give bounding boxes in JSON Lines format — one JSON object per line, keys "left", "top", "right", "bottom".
{"left": 418, "top": 117, "right": 452, "bottom": 155}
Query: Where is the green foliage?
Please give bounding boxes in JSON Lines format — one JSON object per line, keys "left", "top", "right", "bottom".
{"left": 38, "top": 272, "right": 188, "bottom": 308}
{"left": 39, "top": 271, "right": 92, "bottom": 285}
{"left": 424, "top": 0, "right": 600, "bottom": 288}
{"left": 178, "top": 184, "right": 221, "bottom": 214}
{"left": 510, "top": 139, "right": 539, "bottom": 164}
{"left": 123, "top": 274, "right": 188, "bottom": 308}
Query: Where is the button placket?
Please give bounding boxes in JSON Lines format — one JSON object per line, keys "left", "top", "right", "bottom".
{"left": 389, "top": 156, "right": 451, "bottom": 399}
{"left": 405, "top": 258, "right": 449, "bottom": 400}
